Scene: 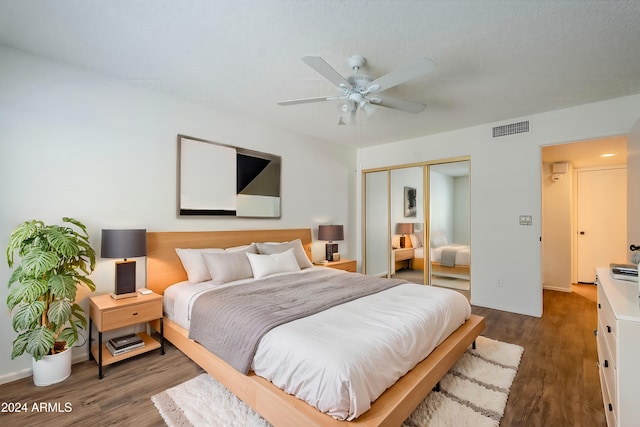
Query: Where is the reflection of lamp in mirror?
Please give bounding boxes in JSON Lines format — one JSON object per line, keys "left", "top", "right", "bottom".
{"left": 318, "top": 225, "right": 344, "bottom": 262}
{"left": 101, "top": 229, "right": 147, "bottom": 299}
{"left": 396, "top": 223, "right": 414, "bottom": 248}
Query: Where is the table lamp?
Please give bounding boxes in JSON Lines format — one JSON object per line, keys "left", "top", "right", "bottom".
{"left": 101, "top": 229, "right": 147, "bottom": 299}
{"left": 396, "top": 223, "right": 414, "bottom": 248}
{"left": 318, "top": 224, "right": 344, "bottom": 262}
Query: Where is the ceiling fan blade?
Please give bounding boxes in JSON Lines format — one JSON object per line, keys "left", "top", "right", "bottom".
{"left": 302, "top": 56, "right": 353, "bottom": 90}
{"left": 371, "top": 95, "right": 426, "bottom": 113}
{"left": 367, "top": 57, "right": 435, "bottom": 93}
{"left": 277, "top": 96, "right": 339, "bottom": 106}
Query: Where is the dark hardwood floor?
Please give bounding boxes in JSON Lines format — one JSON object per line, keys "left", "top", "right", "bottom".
{"left": 1, "top": 287, "right": 605, "bottom": 427}
{"left": 473, "top": 285, "right": 606, "bottom": 427}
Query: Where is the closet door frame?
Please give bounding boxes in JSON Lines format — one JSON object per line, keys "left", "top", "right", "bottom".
{"left": 362, "top": 156, "right": 470, "bottom": 286}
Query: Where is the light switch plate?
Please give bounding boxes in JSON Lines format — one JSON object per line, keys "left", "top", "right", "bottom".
{"left": 519, "top": 215, "right": 532, "bottom": 226}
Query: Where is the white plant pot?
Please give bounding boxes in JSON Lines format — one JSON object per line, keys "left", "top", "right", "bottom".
{"left": 31, "top": 347, "right": 72, "bottom": 386}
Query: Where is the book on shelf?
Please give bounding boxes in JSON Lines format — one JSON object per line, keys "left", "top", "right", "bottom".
{"left": 108, "top": 333, "right": 143, "bottom": 350}
{"left": 106, "top": 340, "right": 145, "bottom": 356}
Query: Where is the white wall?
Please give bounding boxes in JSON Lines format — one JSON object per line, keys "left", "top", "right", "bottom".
{"left": 390, "top": 166, "right": 423, "bottom": 247}
{"left": 453, "top": 176, "right": 470, "bottom": 244}
{"left": 429, "top": 171, "right": 455, "bottom": 243}
{"left": 541, "top": 162, "right": 573, "bottom": 292}
{"left": 359, "top": 93, "right": 640, "bottom": 317}
{"left": 0, "top": 46, "right": 356, "bottom": 382}
{"left": 629, "top": 118, "right": 640, "bottom": 259}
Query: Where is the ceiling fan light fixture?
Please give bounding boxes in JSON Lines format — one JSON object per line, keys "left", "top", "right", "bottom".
{"left": 340, "top": 99, "right": 356, "bottom": 113}
{"left": 361, "top": 102, "right": 375, "bottom": 116}
{"left": 367, "top": 84, "right": 381, "bottom": 92}
{"left": 349, "top": 92, "right": 364, "bottom": 103}
{"left": 339, "top": 109, "right": 355, "bottom": 125}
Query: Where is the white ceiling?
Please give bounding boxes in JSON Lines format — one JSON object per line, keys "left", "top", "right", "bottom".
{"left": 542, "top": 136, "right": 628, "bottom": 169}
{"left": 1, "top": 1, "right": 640, "bottom": 149}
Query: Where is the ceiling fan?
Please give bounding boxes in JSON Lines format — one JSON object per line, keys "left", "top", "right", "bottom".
{"left": 278, "top": 54, "right": 435, "bottom": 125}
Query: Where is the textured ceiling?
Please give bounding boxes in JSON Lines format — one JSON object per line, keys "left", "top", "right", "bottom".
{"left": 1, "top": 1, "right": 640, "bottom": 148}
{"left": 542, "top": 136, "right": 628, "bottom": 169}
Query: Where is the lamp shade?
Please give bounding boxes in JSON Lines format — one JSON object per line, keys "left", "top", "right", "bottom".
{"left": 318, "top": 224, "right": 344, "bottom": 241}
{"left": 101, "top": 229, "right": 147, "bottom": 259}
{"left": 396, "top": 223, "right": 414, "bottom": 235}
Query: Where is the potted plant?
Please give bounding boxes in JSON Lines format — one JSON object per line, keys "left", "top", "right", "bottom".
{"left": 6, "top": 217, "right": 96, "bottom": 386}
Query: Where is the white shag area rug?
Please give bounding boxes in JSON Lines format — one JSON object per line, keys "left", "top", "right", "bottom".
{"left": 152, "top": 336, "right": 523, "bottom": 427}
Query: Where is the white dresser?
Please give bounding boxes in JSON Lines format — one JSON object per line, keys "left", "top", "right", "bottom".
{"left": 596, "top": 267, "right": 640, "bottom": 427}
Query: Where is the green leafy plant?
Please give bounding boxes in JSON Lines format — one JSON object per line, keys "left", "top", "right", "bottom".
{"left": 6, "top": 217, "right": 96, "bottom": 361}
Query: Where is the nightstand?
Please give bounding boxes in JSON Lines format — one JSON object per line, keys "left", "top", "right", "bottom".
{"left": 89, "top": 292, "right": 164, "bottom": 379}
{"left": 323, "top": 258, "right": 357, "bottom": 272}
{"left": 394, "top": 248, "right": 415, "bottom": 271}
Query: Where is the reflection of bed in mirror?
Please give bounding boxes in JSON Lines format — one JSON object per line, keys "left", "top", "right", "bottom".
{"left": 409, "top": 232, "right": 470, "bottom": 279}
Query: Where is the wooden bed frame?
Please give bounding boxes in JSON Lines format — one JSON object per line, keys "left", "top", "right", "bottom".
{"left": 412, "top": 257, "right": 471, "bottom": 278}
{"left": 147, "top": 228, "right": 485, "bottom": 427}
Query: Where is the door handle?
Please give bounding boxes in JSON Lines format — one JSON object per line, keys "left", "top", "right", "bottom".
{"left": 579, "top": 231, "right": 585, "bottom": 235}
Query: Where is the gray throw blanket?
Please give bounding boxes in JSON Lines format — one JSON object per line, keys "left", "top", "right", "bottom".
{"left": 440, "top": 248, "right": 458, "bottom": 267}
{"left": 189, "top": 269, "right": 407, "bottom": 374}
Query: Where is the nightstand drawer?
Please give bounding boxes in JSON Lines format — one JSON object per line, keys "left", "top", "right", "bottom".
{"left": 334, "top": 260, "right": 356, "bottom": 272}
{"left": 89, "top": 292, "right": 164, "bottom": 379}
{"left": 322, "top": 259, "right": 357, "bottom": 272}
{"left": 101, "top": 301, "right": 162, "bottom": 331}
{"left": 395, "top": 249, "right": 414, "bottom": 262}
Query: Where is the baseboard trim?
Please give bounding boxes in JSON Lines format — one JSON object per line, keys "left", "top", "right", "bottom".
{"left": 0, "top": 349, "right": 90, "bottom": 385}
{"left": 543, "top": 285, "right": 571, "bottom": 293}
{"left": 0, "top": 367, "right": 31, "bottom": 385}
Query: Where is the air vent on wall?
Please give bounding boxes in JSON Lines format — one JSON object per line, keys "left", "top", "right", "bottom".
{"left": 492, "top": 120, "right": 530, "bottom": 138}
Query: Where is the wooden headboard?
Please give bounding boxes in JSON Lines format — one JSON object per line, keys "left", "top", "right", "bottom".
{"left": 146, "top": 228, "right": 313, "bottom": 294}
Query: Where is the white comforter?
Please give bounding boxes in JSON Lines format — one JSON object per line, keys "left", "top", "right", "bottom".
{"left": 164, "top": 268, "right": 471, "bottom": 421}
{"left": 430, "top": 244, "right": 471, "bottom": 265}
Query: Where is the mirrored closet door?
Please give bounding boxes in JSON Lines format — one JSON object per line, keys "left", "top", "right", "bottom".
{"left": 428, "top": 160, "right": 471, "bottom": 296}
{"left": 390, "top": 166, "right": 425, "bottom": 284}
{"left": 364, "top": 170, "right": 390, "bottom": 277}
{"left": 363, "top": 158, "right": 470, "bottom": 297}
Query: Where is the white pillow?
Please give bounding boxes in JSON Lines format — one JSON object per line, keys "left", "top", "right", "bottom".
{"left": 246, "top": 248, "right": 300, "bottom": 279}
{"left": 202, "top": 249, "right": 255, "bottom": 285}
{"left": 175, "top": 248, "right": 224, "bottom": 283}
{"left": 430, "top": 231, "right": 448, "bottom": 248}
{"left": 225, "top": 244, "right": 256, "bottom": 252}
{"left": 409, "top": 233, "right": 423, "bottom": 248}
{"left": 256, "top": 239, "right": 313, "bottom": 269}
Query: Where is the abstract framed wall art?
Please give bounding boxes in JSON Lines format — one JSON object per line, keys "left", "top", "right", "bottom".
{"left": 177, "top": 134, "right": 281, "bottom": 218}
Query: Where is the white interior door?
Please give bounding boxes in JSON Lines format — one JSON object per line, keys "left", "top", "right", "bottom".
{"left": 576, "top": 168, "right": 627, "bottom": 283}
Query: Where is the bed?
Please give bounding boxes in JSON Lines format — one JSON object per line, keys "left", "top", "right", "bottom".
{"left": 409, "top": 232, "right": 470, "bottom": 279}
{"left": 147, "top": 228, "right": 484, "bottom": 427}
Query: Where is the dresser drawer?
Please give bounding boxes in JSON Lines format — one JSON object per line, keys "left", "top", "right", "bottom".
{"left": 599, "top": 362, "right": 617, "bottom": 427}
{"left": 595, "top": 269, "right": 640, "bottom": 427}
{"left": 597, "top": 287, "right": 618, "bottom": 363}
{"left": 100, "top": 301, "right": 162, "bottom": 331}
{"left": 597, "top": 329, "right": 617, "bottom": 410}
